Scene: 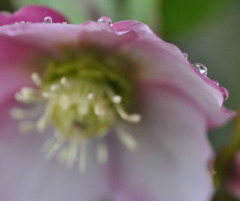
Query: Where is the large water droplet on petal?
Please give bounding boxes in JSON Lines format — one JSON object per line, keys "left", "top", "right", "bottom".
{"left": 97, "top": 16, "right": 112, "bottom": 25}
{"left": 44, "top": 16, "right": 53, "bottom": 23}
{"left": 193, "top": 63, "right": 208, "bottom": 76}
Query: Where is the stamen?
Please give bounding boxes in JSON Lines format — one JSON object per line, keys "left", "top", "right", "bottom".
{"left": 44, "top": 136, "right": 64, "bottom": 159}
{"left": 31, "top": 72, "right": 42, "bottom": 86}
{"left": 37, "top": 114, "right": 49, "bottom": 131}
{"left": 79, "top": 140, "right": 88, "bottom": 173}
{"left": 50, "top": 84, "right": 61, "bottom": 92}
{"left": 13, "top": 50, "right": 141, "bottom": 170}
{"left": 10, "top": 107, "right": 42, "bottom": 120}
{"left": 117, "top": 127, "right": 138, "bottom": 150}
{"left": 18, "top": 121, "right": 36, "bottom": 132}
{"left": 97, "top": 141, "right": 108, "bottom": 164}
{"left": 15, "top": 88, "right": 45, "bottom": 103}
{"left": 114, "top": 104, "right": 141, "bottom": 123}
{"left": 94, "top": 105, "right": 105, "bottom": 116}
{"left": 68, "top": 137, "right": 78, "bottom": 166}
{"left": 107, "top": 90, "right": 141, "bottom": 123}
{"left": 60, "top": 77, "right": 71, "bottom": 88}
{"left": 112, "top": 95, "right": 122, "bottom": 104}
{"left": 41, "top": 91, "right": 52, "bottom": 98}
{"left": 87, "top": 93, "right": 94, "bottom": 100}
{"left": 58, "top": 147, "right": 71, "bottom": 165}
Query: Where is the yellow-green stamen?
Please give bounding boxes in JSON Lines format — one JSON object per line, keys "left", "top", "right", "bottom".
{"left": 12, "top": 45, "right": 141, "bottom": 171}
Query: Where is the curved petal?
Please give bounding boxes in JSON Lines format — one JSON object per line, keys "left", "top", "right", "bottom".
{"left": 0, "top": 22, "right": 137, "bottom": 104}
{"left": 0, "top": 5, "right": 68, "bottom": 25}
{"left": 0, "top": 114, "right": 112, "bottom": 201}
{"left": 112, "top": 20, "right": 234, "bottom": 128}
{"left": 108, "top": 84, "right": 214, "bottom": 201}
{"left": 122, "top": 39, "right": 234, "bottom": 128}
{"left": 0, "top": 35, "right": 44, "bottom": 104}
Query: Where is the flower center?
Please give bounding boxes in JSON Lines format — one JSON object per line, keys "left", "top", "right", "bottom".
{"left": 12, "top": 45, "right": 141, "bottom": 171}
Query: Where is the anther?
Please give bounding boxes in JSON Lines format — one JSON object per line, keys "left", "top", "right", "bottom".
{"left": 41, "top": 91, "right": 52, "bottom": 98}
{"left": 87, "top": 93, "right": 94, "bottom": 100}
{"left": 15, "top": 89, "right": 43, "bottom": 103}
{"left": 60, "top": 77, "right": 71, "bottom": 88}
{"left": 94, "top": 105, "right": 105, "bottom": 116}
{"left": 112, "top": 95, "right": 122, "bottom": 104}
{"left": 31, "top": 72, "right": 42, "bottom": 86}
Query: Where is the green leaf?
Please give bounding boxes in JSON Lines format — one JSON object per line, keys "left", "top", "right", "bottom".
{"left": 125, "top": 0, "right": 161, "bottom": 33}
{"left": 162, "top": 0, "right": 232, "bottom": 38}
{"left": 12, "top": 0, "right": 89, "bottom": 23}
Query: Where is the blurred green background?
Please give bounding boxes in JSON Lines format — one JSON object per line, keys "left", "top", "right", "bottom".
{"left": 1, "top": 0, "right": 239, "bottom": 149}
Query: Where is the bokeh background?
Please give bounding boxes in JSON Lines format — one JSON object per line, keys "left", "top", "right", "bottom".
{"left": 1, "top": 0, "right": 239, "bottom": 150}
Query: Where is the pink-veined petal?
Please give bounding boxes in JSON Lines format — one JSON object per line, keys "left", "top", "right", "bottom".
{"left": 122, "top": 38, "right": 234, "bottom": 128}
{"left": 113, "top": 20, "right": 234, "bottom": 127}
{"left": 108, "top": 84, "right": 214, "bottom": 201}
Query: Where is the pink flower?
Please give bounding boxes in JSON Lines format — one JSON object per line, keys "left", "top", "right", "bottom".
{"left": 0, "top": 5, "right": 234, "bottom": 201}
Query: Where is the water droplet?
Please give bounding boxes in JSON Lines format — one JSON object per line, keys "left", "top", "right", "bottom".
{"left": 213, "top": 80, "right": 219, "bottom": 86}
{"left": 183, "top": 53, "right": 188, "bottom": 59}
{"left": 62, "top": 22, "right": 67, "bottom": 24}
{"left": 44, "top": 16, "right": 53, "bottom": 23}
{"left": 20, "top": 21, "right": 26, "bottom": 24}
{"left": 97, "top": 16, "right": 112, "bottom": 25}
{"left": 193, "top": 63, "right": 208, "bottom": 76}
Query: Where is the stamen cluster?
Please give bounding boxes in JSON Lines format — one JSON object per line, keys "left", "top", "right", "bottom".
{"left": 12, "top": 47, "right": 141, "bottom": 171}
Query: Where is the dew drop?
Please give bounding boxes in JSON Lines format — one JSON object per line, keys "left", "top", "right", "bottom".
{"left": 97, "top": 16, "right": 112, "bottom": 25}
{"left": 193, "top": 63, "right": 208, "bottom": 76}
{"left": 213, "top": 80, "right": 219, "bottom": 86}
{"left": 44, "top": 16, "right": 53, "bottom": 23}
{"left": 183, "top": 53, "right": 188, "bottom": 59}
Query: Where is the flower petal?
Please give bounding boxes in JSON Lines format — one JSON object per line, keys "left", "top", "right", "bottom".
{"left": 0, "top": 35, "right": 43, "bottom": 105}
{"left": 123, "top": 39, "right": 234, "bottom": 128}
{"left": 113, "top": 20, "right": 234, "bottom": 127}
{"left": 0, "top": 116, "right": 112, "bottom": 201}
{"left": 0, "top": 5, "right": 68, "bottom": 25}
{"left": 108, "top": 84, "right": 214, "bottom": 201}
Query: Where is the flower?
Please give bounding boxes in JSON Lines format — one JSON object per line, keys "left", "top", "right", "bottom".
{"left": 0, "top": 5, "right": 234, "bottom": 201}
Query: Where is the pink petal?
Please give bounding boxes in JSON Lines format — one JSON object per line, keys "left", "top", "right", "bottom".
{"left": 122, "top": 39, "right": 234, "bottom": 128}
{"left": 0, "top": 5, "right": 68, "bottom": 25}
{"left": 0, "top": 35, "right": 43, "bottom": 104}
{"left": 0, "top": 117, "right": 112, "bottom": 201}
{"left": 108, "top": 84, "right": 214, "bottom": 201}
{"left": 0, "top": 16, "right": 234, "bottom": 201}
{"left": 113, "top": 20, "right": 234, "bottom": 127}
{"left": 0, "top": 22, "right": 136, "bottom": 104}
